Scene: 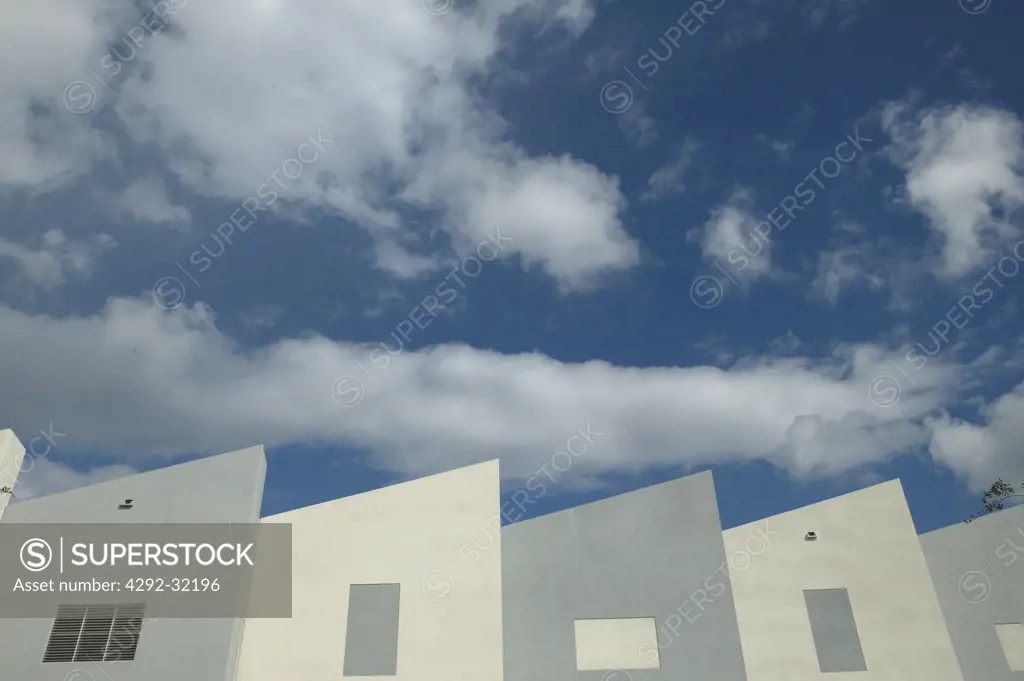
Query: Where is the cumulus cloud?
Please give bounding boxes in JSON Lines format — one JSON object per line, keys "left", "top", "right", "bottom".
{"left": 0, "top": 229, "right": 116, "bottom": 290}
{"left": 805, "top": 0, "right": 865, "bottom": 30}
{"left": 927, "top": 383, "right": 1024, "bottom": 493}
{"left": 0, "top": 298, "right": 963, "bottom": 485}
{"left": 11, "top": 458, "right": 138, "bottom": 502}
{"left": 0, "top": 0, "right": 131, "bottom": 188}
{"left": 0, "top": 0, "right": 637, "bottom": 292}
{"left": 405, "top": 150, "right": 638, "bottom": 290}
{"left": 615, "top": 100, "right": 659, "bottom": 149}
{"left": 813, "top": 102, "right": 1024, "bottom": 306}
{"left": 112, "top": 175, "right": 191, "bottom": 226}
{"left": 811, "top": 243, "right": 886, "bottom": 305}
{"left": 883, "top": 103, "right": 1024, "bottom": 278}
{"left": 808, "top": 222, "right": 924, "bottom": 311}
{"left": 688, "top": 188, "right": 776, "bottom": 282}
{"left": 642, "top": 139, "right": 699, "bottom": 202}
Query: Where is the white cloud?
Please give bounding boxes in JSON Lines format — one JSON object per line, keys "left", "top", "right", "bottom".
{"left": 687, "top": 188, "right": 776, "bottom": 281}
{"left": 11, "top": 458, "right": 138, "bottom": 502}
{"left": 722, "top": 0, "right": 862, "bottom": 47}
{"left": 373, "top": 240, "right": 441, "bottom": 280}
{"left": 769, "top": 330, "right": 803, "bottom": 355}
{"left": 771, "top": 139, "right": 795, "bottom": 160}
{"left": 812, "top": 102, "right": 1024, "bottom": 309}
{"left": 406, "top": 150, "right": 638, "bottom": 290}
{"left": 0, "top": 0, "right": 131, "bottom": 188}
{"left": 0, "top": 0, "right": 637, "bottom": 292}
{"left": 811, "top": 244, "right": 884, "bottom": 305}
{"left": 883, "top": 103, "right": 1024, "bottom": 278}
{"left": 237, "top": 304, "right": 284, "bottom": 332}
{"left": 113, "top": 175, "right": 190, "bottom": 226}
{"left": 805, "top": 0, "right": 865, "bottom": 30}
{"left": 809, "top": 225, "right": 919, "bottom": 308}
{"left": 641, "top": 139, "right": 699, "bottom": 202}
{"left": 616, "top": 101, "right": 659, "bottom": 149}
{"left": 755, "top": 135, "right": 794, "bottom": 162}
{"left": 0, "top": 229, "right": 116, "bottom": 289}
{"left": 0, "top": 298, "right": 963, "bottom": 486}
{"left": 927, "top": 382, "right": 1024, "bottom": 493}
{"left": 808, "top": 219, "right": 951, "bottom": 312}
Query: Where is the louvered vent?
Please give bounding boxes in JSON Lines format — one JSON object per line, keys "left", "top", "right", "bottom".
{"left": 42, "top": 604, "right": 145, "bottom": 663}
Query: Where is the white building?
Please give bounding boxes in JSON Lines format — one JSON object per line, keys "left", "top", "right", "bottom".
{"left": 0, "top": 428, "right": 1020, "bottom": 680}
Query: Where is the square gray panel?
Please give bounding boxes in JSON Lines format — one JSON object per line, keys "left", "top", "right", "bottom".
{"left": 804, "top": 588, "right": 867, "bottom": 673}
{"left": 344, "top": 583, "right": 400, "bottom": 676}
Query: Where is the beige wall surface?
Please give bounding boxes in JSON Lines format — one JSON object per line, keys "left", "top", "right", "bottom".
{"left": 724, "top": 480, "right": 964, "bottom": 681}
{"left": 0, "top": 429, "right": 25, "bottom": 520}
{"left": 235, "top": 459, "right": 504, "bottom": 681}
{"left": 994, "top": 623, "right": 1024, "bottom": 672}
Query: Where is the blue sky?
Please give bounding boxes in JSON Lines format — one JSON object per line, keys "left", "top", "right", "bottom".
{"left": 1, "top": 0, "right": 1022, "bottom": 534}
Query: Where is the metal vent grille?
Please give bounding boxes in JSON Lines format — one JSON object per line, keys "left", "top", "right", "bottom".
{"left": 42, "top": 604, "right": 145, "bottom": 663}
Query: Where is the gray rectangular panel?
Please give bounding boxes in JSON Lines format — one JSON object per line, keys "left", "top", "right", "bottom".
{"left": 344, "top": 583, "right": 400, "bottom": 676}
{"left": 804, "top": 588, "right": 867, "bottom": 673}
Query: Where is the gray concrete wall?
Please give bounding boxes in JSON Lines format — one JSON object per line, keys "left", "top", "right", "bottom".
{"left": 0, "top": 445, "right": 266, "bottom": 681}
{"left": 921, "top": 504, "right": 1024, "bottom": 681}
{"left": 501, "top": 470, "right": 748, "bottom": 681}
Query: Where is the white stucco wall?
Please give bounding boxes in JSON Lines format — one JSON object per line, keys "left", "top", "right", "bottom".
{"left": 0, "top": 429, "right": 25, "bottom": 520}
{"left": 235, "top": 459, "right": 504, "bottom": 681}
{"left": 724, "top": 479, "right": 964, "bottom": 681}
